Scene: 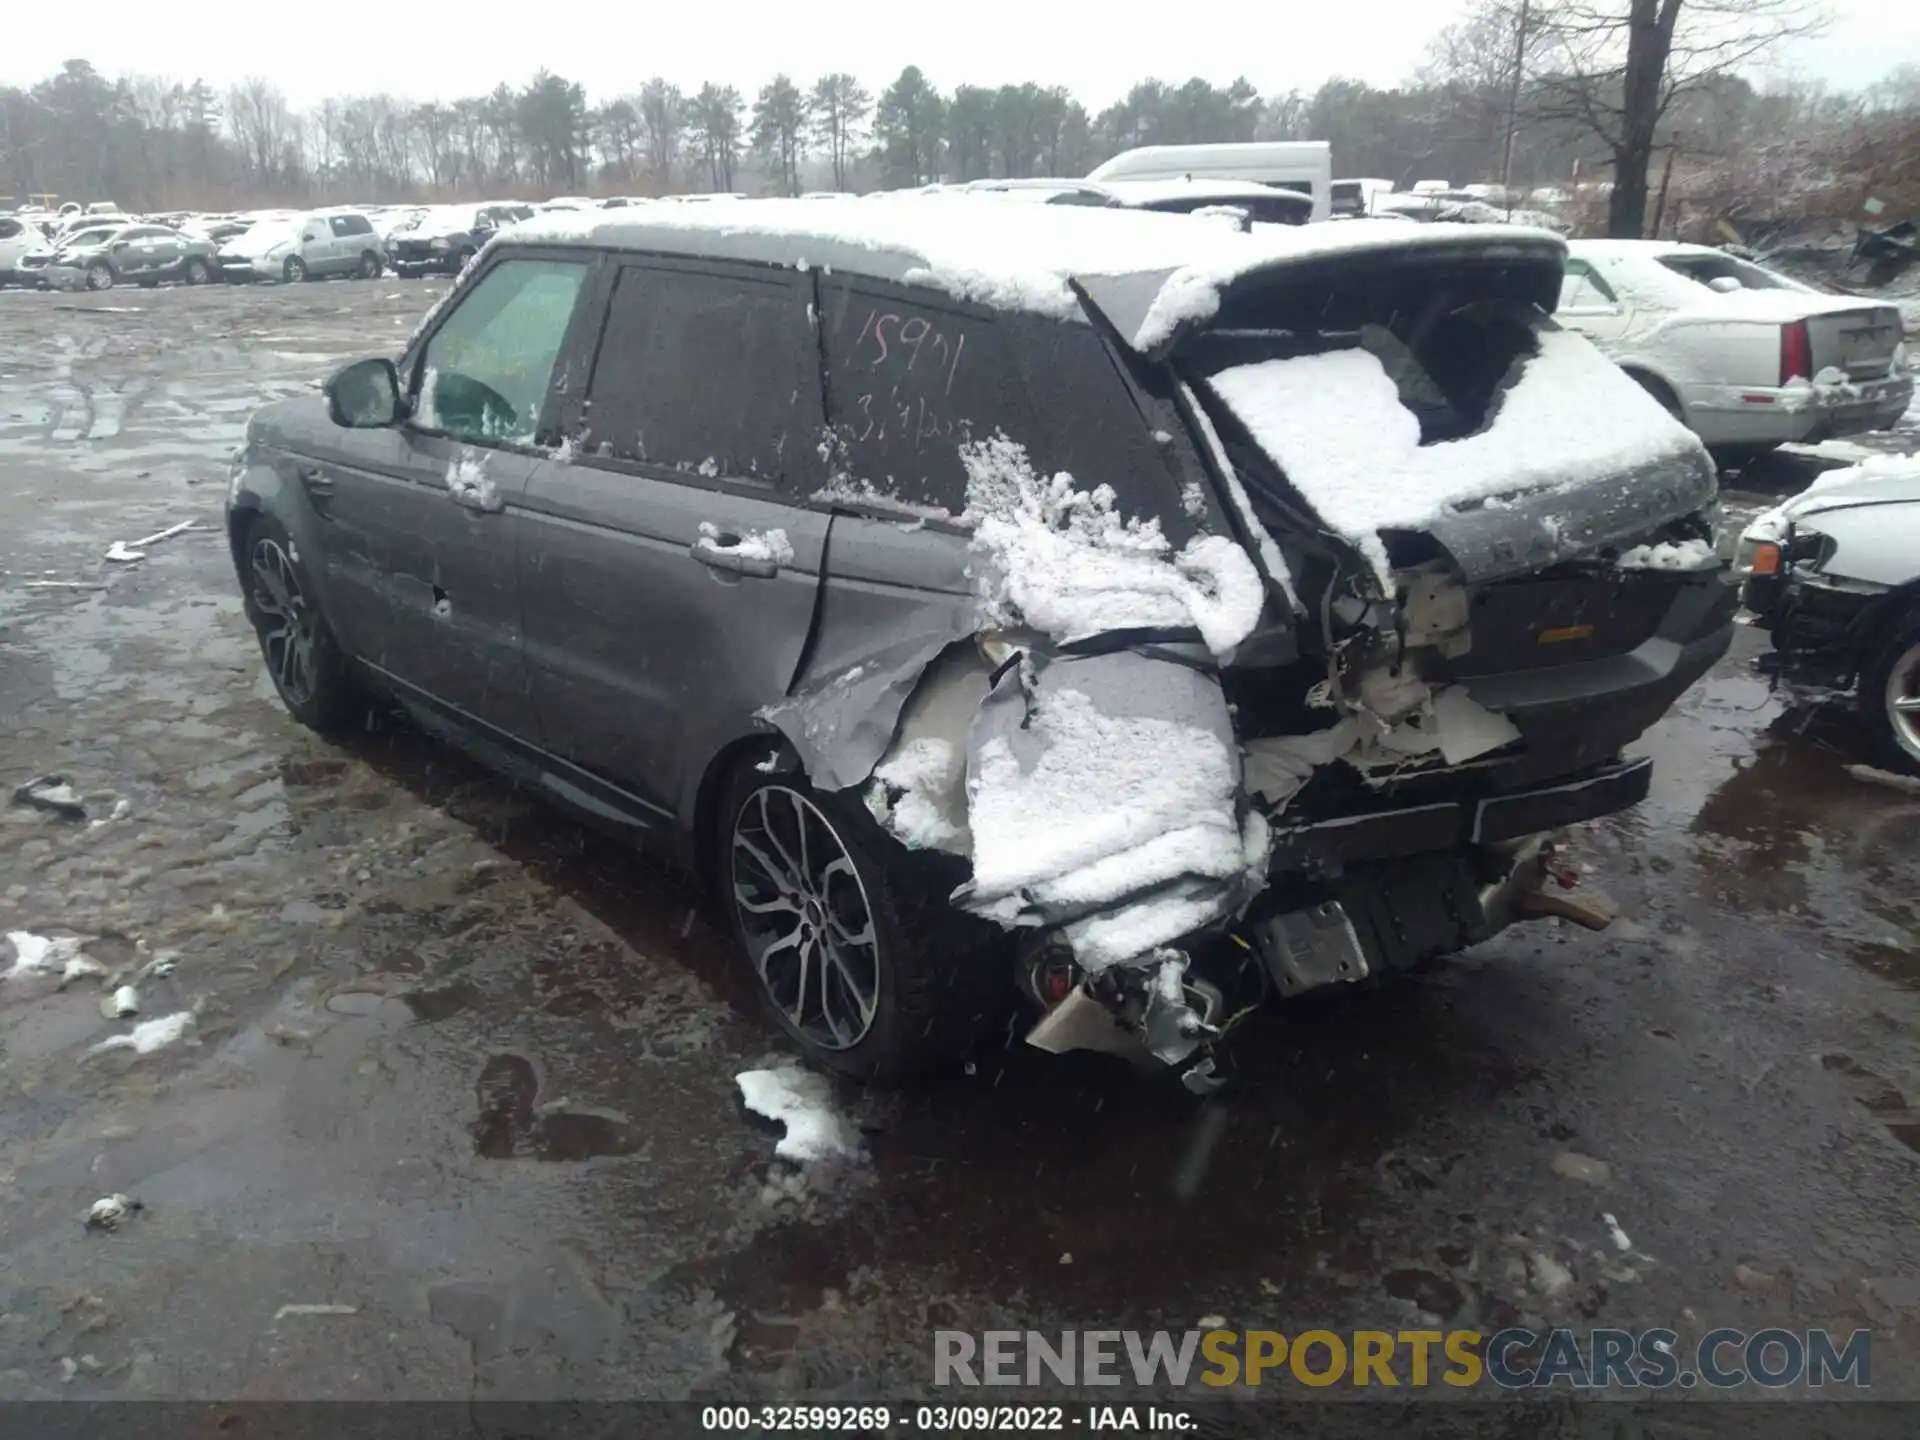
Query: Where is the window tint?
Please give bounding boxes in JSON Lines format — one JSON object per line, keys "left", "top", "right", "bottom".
{"left": 816, "top": 279, "right": 1031, "bottom": 516}
{"left": 416, "top": 257, "right": 588, "bottom": 445}
{"left": 1559, "top": 262, "right": 1618, "bottom": 309}
{"left": 582, "top": 265, "right": 821, "bottom": 485}
{"left": 0, "top": 219, "right": 19, "bottom": 240}
{"left": 329, "top": 214, "right": 373, "bottom": 237}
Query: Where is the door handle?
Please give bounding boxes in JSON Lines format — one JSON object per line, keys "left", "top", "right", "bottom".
{"left": 690, "top": 537, "right": 777, "bottom": 579}
{"left": 296, "top": 466, "right": 333, "bottom": 492}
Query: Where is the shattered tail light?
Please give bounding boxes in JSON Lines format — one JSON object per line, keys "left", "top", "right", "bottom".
{"left": 1779, "top": 320, "right": 1813, "bottom": 385}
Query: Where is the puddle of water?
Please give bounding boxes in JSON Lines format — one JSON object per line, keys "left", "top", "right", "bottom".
{"left": 471, "top": 1053, "right": 643, "bottom": 1162}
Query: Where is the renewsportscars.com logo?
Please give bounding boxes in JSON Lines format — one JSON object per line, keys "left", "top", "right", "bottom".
{"left": 934, "top": 1327, "right": 1872, "bottom": 1390}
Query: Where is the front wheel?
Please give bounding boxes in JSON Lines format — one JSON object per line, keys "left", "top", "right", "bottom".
{"left": 85, "top": 261, "right": 114, "bottom": 291}
{"left": 1861, "top": 609, "right": 1920, "bottom": 776}
{"left": 182, "top": 257, "right": 210, "bottom": 285}
{"left": 356, "top": 251, "right": 381, "bottom": 279}
{"left": 720, "top": 768, "right": 1007, "bottom": 1082}
{"left": 284, "top": 255, "right": 308, "bottom": 283}
{"left": 241, "top": 513, "right": 364, "bottom": 735}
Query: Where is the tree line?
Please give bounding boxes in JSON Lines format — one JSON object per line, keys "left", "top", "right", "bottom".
{"left": 4, "top": 2, "right": 1918, "bottom": 239}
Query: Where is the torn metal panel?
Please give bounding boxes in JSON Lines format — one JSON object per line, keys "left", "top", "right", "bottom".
{"left": 758, "top": 612, "right": 977, "bottom": 794}
{"left": 862, "top": 644, "right": 992, "bottom": 856}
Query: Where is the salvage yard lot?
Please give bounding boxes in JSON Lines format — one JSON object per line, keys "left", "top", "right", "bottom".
{"left": 0, "top": 282, "right": 1918, "bottom": 1407}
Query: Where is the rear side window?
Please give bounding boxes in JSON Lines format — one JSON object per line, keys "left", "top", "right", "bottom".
{"left": 1658, "top": 253, "right": 1797, "bottom": 292}
{"left": 330, "top": 214, "right": 373, "bottom": 237}
{"left": 816, "top": 279, "right": 1031, "bottom": 516}
{"left": 582, "top": 264, "right": 822, "bottom": 486}
{"left": 1559, "top": 261, "right": 1618, "bottom": 309}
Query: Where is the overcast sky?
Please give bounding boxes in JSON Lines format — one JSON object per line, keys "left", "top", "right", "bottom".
{"left": 6, "top": 0, "right": 1917, "bottom": 109}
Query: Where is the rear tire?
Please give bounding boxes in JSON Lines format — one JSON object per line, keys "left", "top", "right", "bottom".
{"left": 1860, "top": 608, "right": 1920, "bottom": 777}
{"left": 240, "top": 512, "right": 364, "bottom": 736}
{"left": 85, "top": 261, "right": 114, "bottom": 291}
{"left": 183, "top": 257, "right": 210, "bottom": 285}
{"left": 718, "top": 765, "right": 1008, "bottom": 1083}
{"left": 284, "top": 255, "right": 308, "bottom": 283}
{"left": 357, "top": 251, "right": 381, "bottom": 279}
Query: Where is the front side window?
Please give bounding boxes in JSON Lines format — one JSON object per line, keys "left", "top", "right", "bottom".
{"left": 416, "top": 257, "right": 588, "bottom": 444}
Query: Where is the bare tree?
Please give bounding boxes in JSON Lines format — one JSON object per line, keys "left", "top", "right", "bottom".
{"left": 226, "top": 77, "right": 295, "bottom": 188}
{"left": 807, "top": 73, "right": 870, "bottom": 190}
{"left": 638, "top": 78, "right": 684, "bottom": 191}
{"left": 1526, "top": 0, "right": 1826, "bottom": 235}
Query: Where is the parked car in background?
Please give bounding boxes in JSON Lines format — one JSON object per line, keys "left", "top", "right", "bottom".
{"left": 1737, "top": 456, "right": 1920, "bottom": 774}
{"left": 1558, "top": 240, "right": 1911, "bottom": 463}
{"left": 0, "top": 212, "right": 38, "bottom": 285}
{"left": 1087, "top": 140, "right": 1332, "bottom": 220}
{"left": 217, "top": 209, "right": 385, "bottom": 282}
{"left": 37, "top": 222, "right": 218, "bottom": 289}
{"left": 962, "top": 177, "right": 1313, "bottom": 226}
{"left": 225, "top": 199, "right": 1728, "bottom": 1085}
{"left": 387, "top": 203, "right": 534, "bottom": 276}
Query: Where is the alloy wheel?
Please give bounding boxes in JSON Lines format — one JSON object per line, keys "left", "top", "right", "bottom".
{"left": 730, "top": 786, "right": 881, "bottom": 1051}
{"left": 86, "top": 263, "right": 112, "bottom": 291}
{"left": 1888, "top": 640, "right": 1920, "bottom": 766}
{"left": 248, "top": 536, "right": 317, "bottom": 708}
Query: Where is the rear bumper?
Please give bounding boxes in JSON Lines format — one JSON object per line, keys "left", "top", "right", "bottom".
{"left": 1687, "top": 374, "right": 1912, "bottom": 446}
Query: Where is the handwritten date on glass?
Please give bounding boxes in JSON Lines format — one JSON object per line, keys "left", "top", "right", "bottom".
{"left": 848, "top": 309, "right": 967, "bottom": 395}
{"left": 846, "top": 385, "right": 962, "bottom": 450}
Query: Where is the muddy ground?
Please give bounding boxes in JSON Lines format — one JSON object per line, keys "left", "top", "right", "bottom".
{"left": 0, "top": 282, "right": 1916, "bottom": 1420}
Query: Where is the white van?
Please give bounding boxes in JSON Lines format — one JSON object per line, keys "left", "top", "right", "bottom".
{"left": 1087, "top": 141, "right": 1332, "bottom": 221}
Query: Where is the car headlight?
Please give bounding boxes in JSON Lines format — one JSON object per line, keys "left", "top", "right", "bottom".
{"left": 428, "top": 237, "right": 450, "bottom": 251}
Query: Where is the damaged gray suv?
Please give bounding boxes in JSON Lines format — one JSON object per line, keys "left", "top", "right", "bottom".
{"left": 226, "top": 198, "right": 1734, "bottom": 1087}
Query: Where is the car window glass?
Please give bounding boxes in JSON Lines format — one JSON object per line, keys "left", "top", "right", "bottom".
{"left": 0, "top": 219, "right": 19, "bottom": 239}
{"left": 417, "top": 257, "right": 589, "bottom": 445}
{"left": 1658, "top": 253, "right": 1792, "bottom": 292}
{"left": 581, "top": 265, "right": 820, "bottom": 485}
{"left": 815, "top": 279, "right": 1029, "bottom": 516}
{"left": 1559, "top": 263, "right": 1618, "bottom": 309}
{"left": 329, "top": 214, "right": 370, "bottom": 237}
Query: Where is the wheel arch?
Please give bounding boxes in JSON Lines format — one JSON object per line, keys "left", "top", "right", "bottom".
{"left": 689, "top": 731, "right": 796, "bottom": 894}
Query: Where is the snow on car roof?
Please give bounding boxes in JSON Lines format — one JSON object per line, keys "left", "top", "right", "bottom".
{"left": 1098, "top": 177, "right": 1307, "bottom": 205}
{"left": 509, "top": 194, "right": 1566, "bottom": 345}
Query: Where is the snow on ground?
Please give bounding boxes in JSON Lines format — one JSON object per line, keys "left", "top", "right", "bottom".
{"left": 736, "top": 1068, "right": 863, "bottom": 1163}
{"left": 867, "top": 737, "right": 966, "bottom": 851}
{"left": 86, "top": 1011, "right": 195, "bottom": 1058}
{"left": 4, "top": 930, "right": 86, "bottom": 981}
{"left": 961, "top": 436, "right": 1264, "bottom": 658}
{"left": 1207, "top": 327, "right": 1701, "bottom": 584}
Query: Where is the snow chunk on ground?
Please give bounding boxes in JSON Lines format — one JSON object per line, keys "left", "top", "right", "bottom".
{"left": 5, "top": 931, "right": 86, "bottom": 981}
{"left": 736, "top": 1068, "right": 863, "bottom": 1163}
{"left": 696, "top": 521, "right": 794, "bottom": 566}
{"left": 86, "top": 1011, "right": 194, "bottom": 1058}
{"left": 1207, "top": 328, "right": 1700, "bottom": 585}
{"left": 444, "top": 450, "right": 501, "bottom": 512}
{"left": 962, "top": 436, "right": 1263, "bottom": 658}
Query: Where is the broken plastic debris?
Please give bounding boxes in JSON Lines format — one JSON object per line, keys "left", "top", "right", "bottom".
{"left": 1551, "top": 1151, "right": 1611, "bottom": 1185}
{"left": 735, "top": 1067, "right": 863, "bottom": 1163}
{"left": 84, "top": 1194, "right": 143, "bottom": 1231}
{"left": 101, "top": 985, "right": 139, "bottom": 1019}
{"left": 13, "top": 774, "right": 87, "bottom": 820}
{"left": 86, "top": 1010, "right": 195, "bottom": 1058}
{"left": 104, "top": 519, "right": 199, "bottom": 564}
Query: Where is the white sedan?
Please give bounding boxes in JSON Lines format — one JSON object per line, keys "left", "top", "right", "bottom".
{"left": 1557, "top": 240, "right": 1910, "bottom": 459}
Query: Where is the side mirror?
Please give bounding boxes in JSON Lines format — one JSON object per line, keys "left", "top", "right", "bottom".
{"left": 1708, "top": 275, "right": 1743, "bottom": 294}
{"left": 326, "top": 357, "right": 401, "bottom": 429}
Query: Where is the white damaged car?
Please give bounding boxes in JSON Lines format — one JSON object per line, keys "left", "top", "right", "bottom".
{"left": 1557, "top": 240, "right": 1911, "bottom": 463}
{"left": 1737, "top": 455, "right": 1920, "bottom": 774}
